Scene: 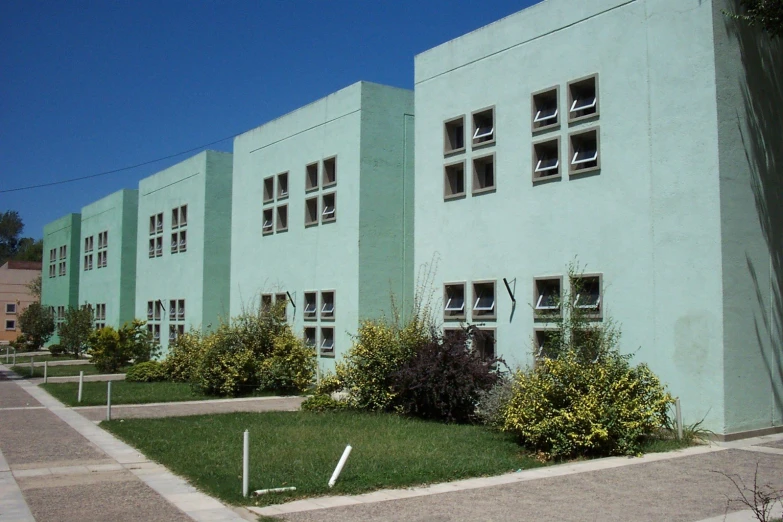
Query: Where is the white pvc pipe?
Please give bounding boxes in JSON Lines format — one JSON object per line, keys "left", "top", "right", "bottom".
{"left": 106, "top": 381, "right": 112, "bottom": 421}
{"left": 5, "top": 346, "right": 8, "bottom": 363}
{"left": 44, "top": 361, "right": 48, "bottom": 384}
{"left": 254, "top": 487, "right": 296, "bottom": 496}
{"left": 78, "top": 371, "right": 84, "bottom": 403}
{"left": 242, "top": 430, "right": 249, "bottom": 497}
{"left": 675, "top": 397, "right": 683, "bottom": 440}
{"left": 13, "top": 349, "right": 16, "bottom": 366}
{"left": 30, "top": 356, "right": 34, "bottom": 377}
{"left": 328, "top": 445, "right": 352, "bottom": 488}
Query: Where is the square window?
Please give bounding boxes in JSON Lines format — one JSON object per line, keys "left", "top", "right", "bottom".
{"left": 568, "top": 74, "right": 599, "bottom": 123}
{"left": 172, "top": 207, "right": 179, "bottom": 229}
{"left": 471, "top": 107, "right": 495, "bottom": 147}
{"left": 473, "top": 329, "right": 496, "bottom": 360}
{"left": 179, "top": 205, "right": 187, "bottom": 227}
{"left": 6, "top": 319, "right": 16, "bottom": 330}
{"left": 322, "top": 156, "right": 337, "bottom": 187}
{"left": 472, "top": 153, "right": 495, "bottom": 195}
{"left": 263, "top": 176, "right": 275, "bottom": 204}
{"left": 262, "top": 209, "right": 274, "bottom": 235}
{"left": 304, "top": 326, "right": 317, "bottom": 348}
{"left": 532, "top": 137, "right": 561, "bottom": 182}
{"left": 321, "top": 193, "right": 336, "bottom": 223}
{"left": 534, "top": 329, "right": 558, "bottom": 360}
{"left": 306, "top": 162, "right": 319, "bottom": 192}
{"left": 275, "top": 293, "right": 288, "bottom": 313}
{"left": 303, "top": 292, "right": 317, "bottom": 320}
{"left": 472, "top": 280, "right": 497, "bottom": 321}
{"left": 531, "top": 86, "right": 560, "bottom": 132}
{"left": 277, "top": 172, "right": 289, "bottom": 200}
{"left": 320, "top": 290, "right": 335, "bottom": 320}
{"left": 171, "top": 233, "right": 179, "bottom": 253}
{"left": 179, "top": 230, "right": 187, "bottom": 252}
{"left": 569, "top": 128, "right": 601, "bottom": 176}
{"left": 320, "top": 327, "right": 335, "bottom": 357}
{"left": 571, "top": 274, "right": 603, "bottom": 319}
{"left": 6, "top": 303, "right": 17, "bottom": 314}
{"left": 443, "top": 116, "right": 466, "bottom": 155}
{"left": 534, "top": 277, "right": 562, "bottom": 317}
{"left": 261, "top": 294, "right": 273, "bottom": 310}
{"left": 276, "top": 205, "right": 288, "bottom": 232}
{"left": 443, "top": 282, "right": 466, "bottom": 321}
{"left": 444, "top": 161, "right": 466, "bottom": 200}
{"left": 305, "top": 197, "right": 319, "bottom": 227}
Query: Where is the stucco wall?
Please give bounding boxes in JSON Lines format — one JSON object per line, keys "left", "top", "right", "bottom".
{"left": 42, "top": 213, "right": 81, "bottom": 345}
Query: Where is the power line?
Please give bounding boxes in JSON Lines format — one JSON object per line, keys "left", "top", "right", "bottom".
{"left": 0, "top": 133, "right": 238, "bottom": 194}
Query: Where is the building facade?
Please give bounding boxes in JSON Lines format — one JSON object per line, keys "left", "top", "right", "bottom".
{"left": 78, "top": 189, "right": 139, "bottom": 330}
{"left": 0, "top": 261, "right": 42, "bottom": 344}
{"left": 412, "top": 0, "right": 782, "bottom": 437}
{"left": 229, "top": 81, "right": 414, "bottom": 370}
{"left": 134, "top": 150, "right": 233, "bottom": 351}
{"left": 42, "top": 213, "right": 81, "bottom": 342}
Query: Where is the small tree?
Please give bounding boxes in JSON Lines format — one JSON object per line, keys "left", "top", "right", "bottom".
{"left": 87, "top": 320, "right": 157, "bottom": 373}
{"left": 17, "top": 302, "right": 55, "bottom": 350}
{"left": 58, "top": 305, "right": 94, "bottom": 358}
{"left": 725, "top": 0, "right": 783, "bottom": 39}
{"left": 26, "top": 274, "right": 41, "bottom": 301}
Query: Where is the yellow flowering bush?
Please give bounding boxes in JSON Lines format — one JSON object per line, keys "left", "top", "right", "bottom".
{"left": 163, "top": 329, "right": 207, "bottom": 382}
{"left": 257, "top": 329, "right": 316, "bottom": 393}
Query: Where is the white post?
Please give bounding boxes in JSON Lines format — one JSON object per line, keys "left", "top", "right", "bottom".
{"left": 106, "top": 381, "right": 112, "bottom": 421}
{"left": 30, "top": 356, "right": 34, "bottom": 377}
{"left": 675, "top": 397, "right": 683, "bottom": 440}
{"left": 328, "top": 445, "right": 352, "bottom": 488}
{"left": 5, "top": 346, "right": 8, "bottom": 363}
{"left": 13, "top": 349, "right": 16, "bottom": 366}
{"left": 44, "top": 361, "right": 48, "bottom": 384}
{"left": 242, "top": 430, "right": 249, "bottom": 498}
{"left": 78, "top": 371, "right": 84, "bottom": 403}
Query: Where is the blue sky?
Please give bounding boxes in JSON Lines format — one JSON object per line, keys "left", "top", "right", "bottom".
{"left": 0, "top": 1, "right": 537, "bottom": 239}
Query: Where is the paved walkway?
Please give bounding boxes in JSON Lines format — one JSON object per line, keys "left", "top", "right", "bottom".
{"left": 0, "top": 367, "right": 253, "bottom": 522}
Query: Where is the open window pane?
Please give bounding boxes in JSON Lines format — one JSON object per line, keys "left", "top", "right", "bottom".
{"left": 320, "top": 291, "right": 335, "bottom": 319}
{"left": 444, "top": 283, "right": 466, "bottom": 320}
{"left": 571, "top": 275, "right": 603, "bottom": 318}
{"left": 534, "top": 277, "right": 561, "bottom": 314}
{"left": 304, "top": 327, "right": 317, "bottom": 348}
{"left": 568, "top": 75, "right": 599, "bottom": 122}
{"left": 172, "top": 207, "right": 179, "bottom": 229}
{"left": 533, "top": 138, "right": 561, "bottom": 182}
{"left": 569, "top": 128, "right": 600, "bottom": 174}
{"left": 320, "top": 327, "right": 335, "bottom": 356}
{"left": 262, "top": 209, "right": 274, "bottom": 235}
{"left": 180, "top": 205, "right": 187, "bottom": 227}
{"left": 179, "top": 231, "right": 187, "bottom": 252}
{"left": 277, "top": 172, "right": 288, "bottom": 199}
{"left": 472, "top": 107, "right": 495, "bottom": 146}
{"left": 303, "top": 292, "right": 317, "bottom": 319}
{"left": 535, "top": 329, "right": 558, "bottom": 360}
{"left": 322, "top": 193, "right": 336, "bottom": 223}
{"left": 472, "top": 281, "right": 497, "bottom": 320}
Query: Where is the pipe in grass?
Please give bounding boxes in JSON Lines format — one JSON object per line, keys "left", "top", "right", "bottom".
{"left": 329, "top": 445, "right": 352, "bottom": 488}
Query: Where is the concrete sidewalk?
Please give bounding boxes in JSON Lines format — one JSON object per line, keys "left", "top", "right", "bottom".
{"left": 0, "top": 367, "right": 251, "bottom": 522}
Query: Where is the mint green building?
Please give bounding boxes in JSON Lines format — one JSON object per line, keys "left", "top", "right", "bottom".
{"left": 413, "top": 0, "right": 782, "bottom": 438}
{"left": 134, "top": 150, "right": 233, "bottom": 351}
{"left": 229, "top": 82, "right": 414, "bottom": 368}
{"left": 78, "top": 189, "right": 139, "bottom": 330}
{"left": 42, "top": 213, "right": 81, "bottom": 342}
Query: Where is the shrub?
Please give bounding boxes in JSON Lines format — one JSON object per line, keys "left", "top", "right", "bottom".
{"left": 315, "top": 371, "right": 344, "bottom": 395}
{"left": 503, "top": 351, "right": 672, "bottom": 460}
{"left": 475, "top": 376, "right": 515, "bottom": 430}
{"left": 257, "top": 329, "right": 316, "bottom": 393}
{"left": 126, "top": 361, "right": 167, "bottom": 382}
{"left": 195, "top": 324, "right": 260, "bottom": 396}
{"left": 163, "top": 330, "right": 205, "bottom": 382}
{"left": 18, "top": 303, "right": 55, "bottom": 350}
{"left": 88, "top": 320, "right": 157, "bottom": 373}
{"left": 392, "top": 328, "right": 503, "bottom": 423}
{"left": 58, "top": 305, "right": 95, "bottom": 358}
{"left": 301, "top": 394, "right": 349, "bottom": 412}
{"left": 48, "top": 344, "right": 67, "bottom": 357}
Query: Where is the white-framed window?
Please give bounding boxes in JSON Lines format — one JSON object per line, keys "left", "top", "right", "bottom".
{"left": 303, "top": 292, "right": 318, "bottom": 320}
{"left": 321, "top": 193, "right": 336, "bottom": 223}
{"left": 444, "top": 160, "right": 466, "bottom": 201}
{"left": 305, "top": 162, "right": 319, "bottom": 192}
{"left": 59, "top": 245, "right": 67, "bottom": 260}
{"left": 444, "top": 115, "right": 466, "bottom": 155}
{"left": 534, "top": 277, "right": 562, "bottom": 316}
{"left": 149, "top": 213, "right": 164, "bottom": 258}
{"left": 471, "top": 106, "right": 495, "bottom": 147}
{"left": 472, "top": 153, "right": 495, "bottom": 195}
{"left": 572, "top": 274, "right": 602, "bottom": 319}
{"left": 443, "top": 282, "right": 466, "bottom": 321}
{"left": 532, "top": 137, "right": 561, "bottom": 182}
{"left": 83, "top": 254, "right": 93, "bottom": 271}
{"left": 5, "top": 319, "right": 16, "bottom": 331}
{"left": 262, "top": 209, "right": 274, "bottom": 235}
{"left": 172, "top": 204, "right": 187, "bottom": 229}
{"left": 320, "top": 290, "right": 335, "bottom": 320}
{"left": 320, "top": 326, "right": 335, "bottom": 357}
{"left": 472, "top": 280, "right": 497, "bottom": 321}
{"left": 6, "top": 303, "right": 17, "bottom": 314}
{"left": 322, "top": 156, "right": 337, "bottom": 187}
{"left": 568, "top": 74, "right": 599, "bottom": 123}
{"left": 531, "top": 86, "right": 560, "bottom": 132}
{"left": 569, "top": 128, "right": 600, "bottom": 176}
{"left": 84, "top": 235, "right": 94, "bottom": 253}
{"left": 58, "top": 262, "right": 66, "bottom": 277}
{"left": 49, "top": 248, "right": 56, "bottom": 263}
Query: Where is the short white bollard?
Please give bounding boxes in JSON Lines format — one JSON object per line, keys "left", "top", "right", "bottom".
{"left": 328, "top": 445, "right": 352, "bottom": 488}
{"left": 13, "top": 349, "right": 16, "bottom": 366}
{"left": 675, "top": 397, "right": 683, "bottom": 440}
{"left": 44, "top": 361, "right": 48, "bottom": 384}
{"left": 242, "top": 430, "right": 249, "bottom": 498}
{"left": 106, "top": 381, "right": 112, "bottom": 421}
{"left": 30, "top": 356, "right": 34, "bottom": 377}
{"left": 78, "top": 371, "right": 84, "bottom": 403}
{"left": 5, "top": 346, "right": 8, "bottom": 363}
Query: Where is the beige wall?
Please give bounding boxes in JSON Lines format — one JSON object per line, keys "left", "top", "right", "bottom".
{"left": 0, "top": 261, "right": 42, "bottom": 344}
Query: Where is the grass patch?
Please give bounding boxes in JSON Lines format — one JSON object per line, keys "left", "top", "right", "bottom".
{"left": 103, "top": 411, "right": 544, "bottom": 506}
{"left": 3, "top": 353, "right": 83, "bottom": 363}
{"left": 639, "top": 436, "right": 694, "bottom": 453}
{"left": 9, "top": 363, "right": 113, "bottom": 379}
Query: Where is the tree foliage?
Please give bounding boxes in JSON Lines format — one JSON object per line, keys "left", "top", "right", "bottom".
{"left": 0, "top": 211, "right": 42, "bottom": 264}
{"left": 26, "top": 274, "right": 42, "bottom": 301}
{"left": 58, "top": 305, "right": 95, "bottom": 357}
{"left": 17, "top": 302, "right": 55, "bottom": 350}
{"left": 726, "top": 0, "right": 783, "bottom": 38}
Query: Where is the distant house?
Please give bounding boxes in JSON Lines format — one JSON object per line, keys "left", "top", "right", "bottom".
{"left": 0, "top": 260, "right": 42, "bottom": 344}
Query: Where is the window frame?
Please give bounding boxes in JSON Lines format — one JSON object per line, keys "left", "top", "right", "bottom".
{"left": 305, "top": 196, "right": 319, "bottom": 227}
{"left": 5, "top": 319, "right": 16, "bottom": 331}
{"left": 567, "top": 73, "right": 600, "bottom": 124}
{"left": 304, "top": 326, "right": 317, "bottom": 348}
{"left": 320, "top": 290, "right": 335, "bottom": 321}
{"left": 443, "top": 160, "right": 466, "bottom": 201}
{"left": 533, "top": 276, "right": 563, "bottom": 318}
{"left": 262, "top": 208, "right": 274, "bottom": 235}
{"left": 305, "top": 162, "right": 319, "bottom": 192}
{"left": 322, "top": 156, "right": 337, "bottom": 188}
{"left": 277, "top": 172, "right": 289, "bottom": 200}
{"left": 471, "top": 106, "right": 496, "bottom": 149}
{"left": 443, "top": 115, "right": 466, "bottom": 156}
{"left": 473, "top": 328, "right": 496, "bottom": 360}
{"left": 570, "top": 273, "right": 603, "bottom": 320}
{"left": 320, "top": 326, "right": 335, "bottom": 358}
{"left": 568, "top": 127, "right": 601, "bottom": 177}
{"left": 471, "top": 152, "right": 496, "bottom": 195}
{"left": 471, "top": 280, "right": 497, "bottom": 321}
{"left": 531, "top": 85, "right": 560, "bottom": 133}
{"left": 276, "top": 204, "right": 289, "bottom": 233}
{"left": 263, "top": 176, "right": 275, "bottom": 204}
{"left": 321, "top": 192, "right": 336, "bottom": 224}
{"left": 532, "top": 136, "right": 562, "bottom": 183}
{"left": 303, "top": 291, "right": 318, "bottom": 321}
{"left": 443, "top": 282, "right": 467, "bottom": 321}
{"left": 534, "top": 328, "right": 558, "bottom": 361}
{"left": 261, "top": 293, "right": 273, "bottom": 310}
{"left": 6, "top": 303, "right": 17, "bottom": 315}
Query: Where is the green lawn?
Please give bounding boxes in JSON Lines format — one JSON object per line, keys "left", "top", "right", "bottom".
{"left": 103, "top": 411, "right": 545, "bottom": 507}
{"left": 9, "top": 363, "right": 112, "bottom": 379}
{"left": 42, "top": 381, "right": 211, "bottom": 406}
{"left": 2, "top": 353, "right": 83, "bottom": 363}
